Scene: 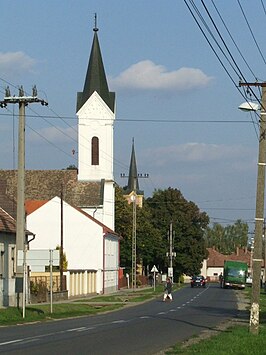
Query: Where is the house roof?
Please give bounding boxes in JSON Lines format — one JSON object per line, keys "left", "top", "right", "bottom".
{"left": 206, "top": 247, "right": 252, "bottom": 267}
{"left": 0, "top": 179, "right": 17, "bottom": 219}
{"left": 0, "top": 169, "right": 104, "bottom": 218}
{"left": 25, "top": 197, "right": 120, "bottom": 239}
{"left": 25, "top": 200, "right": 49, "bottom": 215}
{"left": 76, "top": 27, "right": 115, "bottom": 113}
{"left": 0, "top": 207, "right": 16, "bottom": 234}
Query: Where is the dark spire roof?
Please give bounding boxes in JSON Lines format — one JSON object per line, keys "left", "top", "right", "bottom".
{"left": 123, "top": 139, "right": 143, "bottom": 195}
{"left": 76, "top": 27, "right": 115, "bottom": 113}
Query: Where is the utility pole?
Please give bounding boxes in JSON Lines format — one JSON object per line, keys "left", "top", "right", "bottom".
{"left": 166, "top": 222, "right": 176, "bottom": 279}
{"left": 121, "top": 172, "right": 149, "bottom": 289}
{"left": 0, "top": 86, "right": 48, "bottom": 307}
{"left": 60, "top": 185, "right": 65, "bottom": 291}
{"left": 239, "top": 82, "right": 266, "bottom": 334}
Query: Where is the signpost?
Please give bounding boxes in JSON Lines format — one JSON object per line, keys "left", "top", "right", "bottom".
{"left": 151, "top": 265, "right": 158, "bottom": 291}
{"left": 18, "top": 249, "right": 60, "bottom": 316}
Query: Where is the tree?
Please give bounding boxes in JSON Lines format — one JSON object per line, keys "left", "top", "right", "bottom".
{"left": 56, "top": 245, "right": 68, "bottom": 271}
{"left": 204, "top": 219, "right": 249, "bottom": 254}
{"left": 115, "top": 186, "right": 164, "bottom": 275}
{"left": 146, "top": 188, "right": 209, "bottom": 278}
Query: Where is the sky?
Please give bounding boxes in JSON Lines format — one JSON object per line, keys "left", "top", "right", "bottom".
{"left": 1, "top": 1, "right": 266, "bottom": 232}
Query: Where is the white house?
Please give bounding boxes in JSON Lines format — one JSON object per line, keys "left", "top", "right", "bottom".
{"left": 26, "top": 196, "right": 120, "bottom": 296}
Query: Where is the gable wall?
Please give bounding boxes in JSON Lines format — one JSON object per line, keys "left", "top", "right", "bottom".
{"left": 27, "top": 197, "right": 104, "bottom": 271}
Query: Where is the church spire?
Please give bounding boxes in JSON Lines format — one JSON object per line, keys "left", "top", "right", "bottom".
{"left": 76, "top": 20, "right": 115, "bottom": 112}
{"left": 125, "top": 138, "right": 142, "bottom": 194}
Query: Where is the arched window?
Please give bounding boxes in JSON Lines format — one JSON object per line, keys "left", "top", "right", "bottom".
{"left": 91, "top": 136, "right": 99, "bottom": 165}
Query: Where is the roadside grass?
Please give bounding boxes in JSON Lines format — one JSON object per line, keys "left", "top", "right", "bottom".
{"left": 166, "top": 325, "right": 266, "bottom": 355}
{"left": 0, "top": 284, "right": 169, "bottom": 326}
{"left": 166, "top": 288, "right": 266, "bottom": 355}
{"left": 0, "top": 303, "right": 123, "bottom": 326}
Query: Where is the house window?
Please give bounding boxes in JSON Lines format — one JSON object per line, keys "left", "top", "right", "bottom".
{"left": 91, "top": 136, "right": 99, "bottom": 165}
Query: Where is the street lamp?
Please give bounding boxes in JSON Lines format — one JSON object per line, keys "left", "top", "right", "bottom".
{"left": 239, "top": 84, "right": 266, "bottom": 334}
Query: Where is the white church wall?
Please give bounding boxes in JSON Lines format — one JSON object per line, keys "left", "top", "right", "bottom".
{"left": 77, "top": 92, "right": 114, "bottom": 182}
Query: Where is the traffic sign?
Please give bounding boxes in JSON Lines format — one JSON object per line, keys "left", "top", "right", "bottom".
{"left": 151, "top": 265, "right": 158, "bottom": 273}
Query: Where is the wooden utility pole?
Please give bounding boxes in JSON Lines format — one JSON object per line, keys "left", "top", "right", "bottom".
{"left": 0, "top": 86, "right": 48, "bottom": 308}
{"left": 60, "top": 186, "right": 64, "bottom": 291}
{"left": 239, "top": 82, "right": 266, "bottom": 334}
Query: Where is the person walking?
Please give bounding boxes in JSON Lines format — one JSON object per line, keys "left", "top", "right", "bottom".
{"left": 163, "top": 277, "right": 173, "bottom": 302}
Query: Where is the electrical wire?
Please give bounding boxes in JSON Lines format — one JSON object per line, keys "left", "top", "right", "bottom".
{"left": 210, "top": 0, "right": 258, "bottom": 80}
{"left": 237, "top": 0, "right": 266, "bottom": 66}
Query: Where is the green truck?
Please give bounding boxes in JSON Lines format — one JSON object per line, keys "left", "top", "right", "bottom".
{"left": 222, "top": 260, "right": 248, "bottom": 289}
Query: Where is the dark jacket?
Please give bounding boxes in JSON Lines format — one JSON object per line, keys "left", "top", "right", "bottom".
{"left": 164, "top": 280, "right": 172, "bottom": 294}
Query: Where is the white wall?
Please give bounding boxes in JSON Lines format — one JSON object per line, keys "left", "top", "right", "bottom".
{"left": 27, "top": 196, "right": 103, "bottom": 271}
{"left": 77, "top": 92, "right": 115, "bottom": 182}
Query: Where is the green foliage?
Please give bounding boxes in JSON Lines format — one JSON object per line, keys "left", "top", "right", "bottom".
{"left": 30, "top": 280, "right": 47, "bottom": 296}
{"left": 116, "top": 186, "right": 209, "bottom": 278}
{"left": 115, "top": 186, "right": 165, "bottom": 273}
{"left": 204, "top": 219, "right": 249, "bottom": 254}
{"left": 146, "top": 188, "right": 209, "bottom": 277}
{"left": 56, "top": 245, "right": 68, "bottom": 271}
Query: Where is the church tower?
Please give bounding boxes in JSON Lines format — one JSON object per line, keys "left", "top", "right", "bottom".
{"left": 76, "top": 24, "right": 115, "bottom": 229}
{"left": 123, "top": 139, "right": 144, "bottom": 208}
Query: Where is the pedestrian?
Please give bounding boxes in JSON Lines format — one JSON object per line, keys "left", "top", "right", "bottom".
{"left": 163, "top": 277, "right": 173, "bottom": 302}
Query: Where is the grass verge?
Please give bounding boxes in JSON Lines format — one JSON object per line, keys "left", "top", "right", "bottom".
{"left": 165, "top": 287, "right": 266, "bottom": 355}
{"left": 0, "top": 303, "right": 123, "bottom": 326}
{"left": 0, "top": 284, "right": 173, "bottom": 326}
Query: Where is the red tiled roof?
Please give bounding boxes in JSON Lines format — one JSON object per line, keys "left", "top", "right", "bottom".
{"left": 25, "top": 200, "right": 48, "bottom": 215}
{"left": 207, "top": 247, "right": 252, "bottom": 267}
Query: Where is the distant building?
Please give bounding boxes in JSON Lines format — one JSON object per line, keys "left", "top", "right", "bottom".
{"left": 201, "top": 247, "right": 253, "bottom": 281}
{"left": 122, "top": 139, "right": 144, "bottom": 208}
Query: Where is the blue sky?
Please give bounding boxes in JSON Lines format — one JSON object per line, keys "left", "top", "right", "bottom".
{"left": 1, "top": 1, "right": 266, "bottom": 231}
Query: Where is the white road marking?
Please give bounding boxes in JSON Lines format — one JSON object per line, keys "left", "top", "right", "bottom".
{"left": 66, "top": 327, "right": 87, "bottom": 332}
{"left": 0, "top": 339, "right": 23, "bottom": 346}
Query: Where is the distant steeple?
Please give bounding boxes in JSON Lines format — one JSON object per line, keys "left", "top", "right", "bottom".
{"left": 76, "top": 21, "right": 115, "bottom": 112}
{"left": 123, "top": 138, "right": 144, "bottom": 195}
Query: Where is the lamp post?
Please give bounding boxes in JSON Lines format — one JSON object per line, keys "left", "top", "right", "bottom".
{"left": 239, "top": 82, "right": 266, "bottom": 334}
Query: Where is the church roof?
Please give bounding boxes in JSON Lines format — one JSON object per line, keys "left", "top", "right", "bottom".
{"left": 123, "top": 139, "right": 143, "bottom": 196}
{"left": 76, "top": 27, "right": 115, "bottom": 113}
{"left": 0, "top": 170, "right": 104, "bottom": 219}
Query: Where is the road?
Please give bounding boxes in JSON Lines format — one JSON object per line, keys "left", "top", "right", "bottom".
{"left": 0, "top": 284, "right": 240, "bottom": 355}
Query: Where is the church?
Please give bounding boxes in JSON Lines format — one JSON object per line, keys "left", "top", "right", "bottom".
{"left": 0, "top": 24, "right": 120, "bottom": 300}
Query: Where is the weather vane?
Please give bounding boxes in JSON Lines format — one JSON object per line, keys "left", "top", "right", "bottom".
{"left": 93, "top": 13, "right": 98, "bottom": 32}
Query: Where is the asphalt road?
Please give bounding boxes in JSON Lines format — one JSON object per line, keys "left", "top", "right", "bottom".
{"left": 0, "top": 284, "right": 241, "bottom": 355}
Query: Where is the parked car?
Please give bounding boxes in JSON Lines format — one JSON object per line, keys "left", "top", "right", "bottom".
{"left": 191, "top": 275, "right": 206, "bottom": 288}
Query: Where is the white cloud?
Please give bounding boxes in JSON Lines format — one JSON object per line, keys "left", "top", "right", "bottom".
{"left": 144, "top": 142, "right": 254, "bottom": 167}
{"left": 0, "top": 51, "right": 36, "bottom": 77}
{"left": 109, "top": 60, "right": 213, "bottom": 92}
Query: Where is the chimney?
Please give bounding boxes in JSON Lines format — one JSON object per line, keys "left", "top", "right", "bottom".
{"left": 236, "top": 246, "right": 239, "bottom": 256}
